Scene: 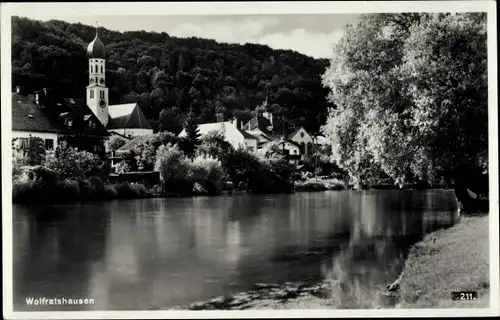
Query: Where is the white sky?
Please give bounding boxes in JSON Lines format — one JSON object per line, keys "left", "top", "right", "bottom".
{"left": 14, "top": 14, "right": 359, "bottom": 59}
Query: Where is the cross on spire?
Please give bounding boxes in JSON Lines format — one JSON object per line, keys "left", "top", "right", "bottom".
{"left": 95, "top": 21, "right": 100, "bottom": 37}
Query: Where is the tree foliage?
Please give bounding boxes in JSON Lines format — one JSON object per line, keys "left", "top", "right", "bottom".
{"left": 12, "top": 136, "right": 45, "bottom": 166}
{"left": 44, "top": 142, "right": 106, "bottom": 180}
{"left": 12, "top": 16, "right": 331, "bottom": 134}
{"left": 108, "top": 135, "right": 128, "bottom": 151}
{"left": 182, "top": 108, "right": 201, "bottom": 158}
{"left": 321, "top": 13, "right": 488, "bottom": 188}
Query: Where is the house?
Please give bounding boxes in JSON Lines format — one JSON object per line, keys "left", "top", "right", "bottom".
{"left": 11, "top": 25, "right": 152, "bottom": 154}
{"left": 286, "top": 126, "right": 315, "bottom": 156}
{"left": 242, "top": 106, "right": 316, "bottom": 159}
{"left": 12, "top": 86, "right": 110, "bottom": 153}
{"left": 178, "top": 115, "right": 258, "bottom": 152}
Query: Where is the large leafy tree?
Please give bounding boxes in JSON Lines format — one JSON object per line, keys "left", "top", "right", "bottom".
{"left": 321, "top": 13, "right": 488, "bottom": 190}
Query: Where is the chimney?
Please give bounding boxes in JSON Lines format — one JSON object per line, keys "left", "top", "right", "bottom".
{"left": 15, "top": 86, "right": 24, "bottom": 95}
{"left": 34, "top": 90, "right": 41, "bottom": 106}
{"left": 43, "top": 88, "right": 52, "bottom": 98}
{"left": 216, "top": 113, "right": 224, "bottom": 123}
{"left": 232, "top": 117, "right": 242, "bottom": 130}
{"left": 263, "top": 111, "right": 273, "bottom": 125}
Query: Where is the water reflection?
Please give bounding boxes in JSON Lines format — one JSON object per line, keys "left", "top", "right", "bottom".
{"left": 13, "top": 190, "right": 458, "bottom": 311}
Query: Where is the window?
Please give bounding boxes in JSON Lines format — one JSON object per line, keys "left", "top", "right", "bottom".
{"left": 100, "top": 90, "right": 105, "bottom": 99}
{"left": 90, "top": 90, "right": 94, "bottom": 99}
{"left": 91, "top": 65, "right": 93, "bottom": 73}
{"left": 307, "top": 142, "right": 313, "bottom": 155}
{"left": 300, "top": 132, "right": 305, "bottom": 138}
{"left": 19, "top": 138, "right": 29, "bottom": 149}
{"left": 294, "top": 149, "right": 298, "bottom": 154}
{"left": 45, "top": 139, "right": 54, "bottom": 150}
{"left": 299, "top": 142, "right": 305, "bottom": 154}
{"left": 65, "top": 117, "right": 73, "bottom": 127}
{"left": 100, "top": 65, "right": 103, "bottom": 73}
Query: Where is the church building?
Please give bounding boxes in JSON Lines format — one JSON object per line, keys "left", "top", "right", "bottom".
{"left": 86, "top": 26, "right": 153, "bottom": 138}
{"left": 12, "top": 25, "right": 153, "bottom": 153}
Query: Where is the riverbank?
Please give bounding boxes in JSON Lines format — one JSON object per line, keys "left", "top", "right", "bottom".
{"left": 169, "top": 214, "right": 489, "bottom": 310}
{"left": 395, "top": 214, "right": 490, "bottom": 308}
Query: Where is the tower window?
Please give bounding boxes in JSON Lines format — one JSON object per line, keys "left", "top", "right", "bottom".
{"left": 90, "top": 90, "right": 94, "bottom": 99}
{"left": 90, "top": 65, "right": 93, "bottom": 73}
{"left": 100, "top": 90, "right": 105, "bottom": 99}
{"left": 100, "top": 65, "right": 103, "bottom": 73}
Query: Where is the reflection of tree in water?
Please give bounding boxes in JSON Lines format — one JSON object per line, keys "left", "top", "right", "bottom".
{"left": 14, "top": 205, "right": 110, "bottom": 311}
{"left": 320, "top": 191, "right": 456, "bottom": 308}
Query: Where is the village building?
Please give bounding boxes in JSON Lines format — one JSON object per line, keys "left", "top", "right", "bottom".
{"left": 11, "top": 25, "right": 152, "bottom": 153}
{"left": 242, "top": 105, "right": 316, "bottom": 161}
{"left": 178, "top": 115, "right": 258, "bottom": 152}
{"left": 12, "top": 86, "right": 110, "bottom": 153}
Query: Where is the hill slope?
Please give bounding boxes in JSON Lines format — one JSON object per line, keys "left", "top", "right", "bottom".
{"left": 11, "top": 16, "right": 333, "bottom": 134}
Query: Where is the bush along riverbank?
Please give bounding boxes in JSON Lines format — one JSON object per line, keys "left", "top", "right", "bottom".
{"left": 12, "top": 165, "right": 150, "bottom": 204}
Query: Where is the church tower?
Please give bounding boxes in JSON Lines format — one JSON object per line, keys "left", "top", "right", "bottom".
{"left": 86, "top": 23, "right": 109, "bottom": 127}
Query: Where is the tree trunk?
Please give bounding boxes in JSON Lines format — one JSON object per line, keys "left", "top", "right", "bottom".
{"left": 453, "top": 163, "right": 489, "bottom": 215}
{"left": 454, "top": 186, "right": 489, "bottom": 215}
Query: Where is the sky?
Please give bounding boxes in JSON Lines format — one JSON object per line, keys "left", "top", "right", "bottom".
{"left": 16, "top": 14, "right": 360, "bottom": 59}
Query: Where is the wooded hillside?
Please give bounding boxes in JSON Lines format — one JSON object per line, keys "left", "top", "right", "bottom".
{"left": 12, "top": 16, "right": 332, "bottom": 134}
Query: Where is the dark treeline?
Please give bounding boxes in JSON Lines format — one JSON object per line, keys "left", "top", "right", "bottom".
{"left": 12, "top": 16, "right": 331, "bottom": 134}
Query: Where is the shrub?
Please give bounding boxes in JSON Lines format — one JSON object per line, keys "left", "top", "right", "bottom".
{"left": 295, "top": 180, "right": 328, "bottom": 192}
{"left": 12, "top": 149, "right": 29, "bottom": 177}
{"left": 12, "top": 165, "right": 77, "bottom": 203}
{"left": 44, "top": 142, "right": 105, "bottom": 180}
{"left": 108, "top": 135, "right": 128, "bottom": 151}
{"left": 12, "top": 136, "right": 45, "bottom": 166}
{"left": 115, "top": 160, "right": 132, "bottom": 174}
{"left": 190, "top": 155, "right": 225, "bottom": 195}
{"left": 325, "top": 178, "right": 347, "bottom": 190}
{"left": 12, "top": 179, "right": 34, "bottom": 202}
{"left": 154, "top": 143, "right": 193, "bottom": 195}
{"left": 114, "top": 182, "right": 148, "bottom": 198}
{"left": 135, "top": 131, "right": 180, "bottom": 171}
{"left": 294, "top": 178, "right": 347, "bottom": 192}
{"left": 196, "top": 130, "right": 234, "bottom": 159}
{"left": 103, "top": 185, "right": 118, "bottom": 198}
{"left": 57, "top": 179, "right": 81, "bottom": 201}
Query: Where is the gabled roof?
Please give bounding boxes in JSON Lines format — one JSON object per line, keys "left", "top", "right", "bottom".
{"left": 12, "top": 93, "right": 64, "bottom": 133}
{"left": 243, "top": 114, "right": 289, "bottom": 138}
{"left": 108, "top": 103, "right": 152, "bottom": 130}
{"left": 238, "top": 127, "right": 258, "bottom": 140}
{"left": 12, "top": 93, "right": 109, "bottom": 137}
{"left": 115, "top": 134, "right": 155, "bottom": 154}
{"left": 62, "top": 98, "right": 109, "bottom": 136}
{"left": 287, "top": 126, "right": 311, "bottom": 140}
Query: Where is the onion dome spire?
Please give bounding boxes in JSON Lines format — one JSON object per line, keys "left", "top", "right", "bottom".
{"left": 87, "top": 21, "right": 106, "bottom": 59}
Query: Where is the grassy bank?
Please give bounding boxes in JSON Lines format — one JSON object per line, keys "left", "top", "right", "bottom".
{"left": 396, "top": 215, "right": 490, "bottom": 308}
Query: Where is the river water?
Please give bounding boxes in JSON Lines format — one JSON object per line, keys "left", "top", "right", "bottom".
{"left": 12, "top": 190, "right": 458, "bottom": 311}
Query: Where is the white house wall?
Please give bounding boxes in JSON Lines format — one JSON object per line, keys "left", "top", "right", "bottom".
{"left": 12, "top": 130, "right": 60, "bottom": 150}
{"left": 290, "top": 127, "right": 314, "bottom": 155}
{"left": 281, "top": 141, "right": 300, "bottom": 156}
